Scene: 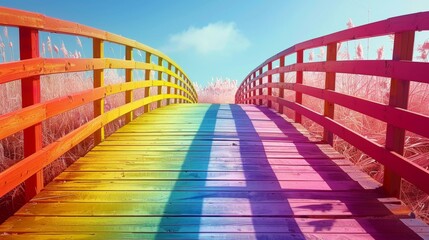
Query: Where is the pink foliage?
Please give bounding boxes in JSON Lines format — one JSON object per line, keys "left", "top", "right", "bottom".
{"left": 47, "top": 36, "right": 53, "bottom": 56}
{"left": 60, "top": 41, "right": 68, "bottom": 57}
{"left": 76, "top": 36, "right": 82, "bottom": 48}
{"left": 422, "top": 40, "right": 429, "bottom": 50}
{"left": 42, "top": 43, "right": 46, "bottom": 57}
{"left": 421, "top": 51, "right": 428, "bottom": 61}
{"left": 3, "top": 27, "right": 8, "bottom": 39}
{"left": 356, "top": 43, "right": 364, "bottom": 59}
{"left": 53, "top": 45, "right": 59, "bottom": 54}
{"left": 417, "top": 40, "right": 429, "bottom": 62}
{"left": 376, "top": 46, "right": 384, "bottom": 60}
{"left": 317, "top": 47, "right": 325, "bottom": 60}
{"left": 346, "top": 18, "right": 354, "bottom": 29}
{"left": 194, "top": 78, "right": 238, "bottom": 103}
{"left": 308, "top": 51, "right": 314, "bottom": 62}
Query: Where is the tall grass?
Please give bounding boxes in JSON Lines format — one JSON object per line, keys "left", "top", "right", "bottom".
{"left": 194, "top": 77, "right": 238, "bottom": 103}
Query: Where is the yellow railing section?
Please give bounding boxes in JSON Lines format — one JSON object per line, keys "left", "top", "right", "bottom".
{"left": 0, "top": 7, "right": 198, "bottom": 200}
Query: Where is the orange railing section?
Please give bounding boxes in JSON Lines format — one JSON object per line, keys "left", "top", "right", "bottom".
{"left": 0, "top": 7, "right": 197, "bottom": 200}
{"left": 236, "top": 12, "right": 429, "bottom": 197}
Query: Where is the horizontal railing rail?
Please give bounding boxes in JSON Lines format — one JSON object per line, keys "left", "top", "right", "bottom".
{"left": 0, "top": 7, "right": 198, "bottom": 199}
{"left": 235, "top": 12, "right": 429, "bottom": 197}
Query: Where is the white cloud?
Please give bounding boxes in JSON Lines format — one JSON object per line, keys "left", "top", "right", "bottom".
{"left": 166, "top": 22, "right": 250, "bottom": 55}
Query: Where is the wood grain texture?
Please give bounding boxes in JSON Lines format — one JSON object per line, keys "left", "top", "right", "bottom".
{"left": 0, "top": 104, "right": 426, "bottom": 239}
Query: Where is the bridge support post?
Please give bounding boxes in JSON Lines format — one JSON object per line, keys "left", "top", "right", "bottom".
{"left": 125, "top": 46, "right": 134, "bottom": 124}
{"left": 323, "top": 43, "right": 337, "bottom": 145}
{"left": 167, "top": 63, "right": 172, "bottom": 105}
{"left": 174, "top": 69, "right": 180, "bottom": 104}
{"left": 20, "top": 27, "right": 43, "bottom": 201}
{"left": 93, "top": 38, "right": 105, "bottom": 145}
{"left": 383, "top": 31, "right": 415, "bottom": 198}
{"left": 267, "top": 62, "right": 272, "bottom": 108}
{"left": 157, "top": 57, "right": 163, "bottom": 109}
{"left": 295, "top": 50, "right": 303, "bottom": 123}
{"left": 278, "top": 56, "right": 285, "bottom": 114}
{"left": 258, "top": 68, "right": 263, "bottom": 105}
{"left": 251, "top": 72, "right": 256, "bottom": 105}
{"left": 144, "top": 52, "right": 151, "bottom": 113}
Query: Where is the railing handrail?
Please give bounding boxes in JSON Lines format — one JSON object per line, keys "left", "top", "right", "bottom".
{"left": 238, "top": 11, "right": 429, "bottom": 91}
{"left": 0, "top": 7, "right": 197, "bottom": 96}
{"left": 235, "top": 11, "right": 429, "bottom": 197}
{"left": 0, "top": 7, "right": 197, "bottom": 199}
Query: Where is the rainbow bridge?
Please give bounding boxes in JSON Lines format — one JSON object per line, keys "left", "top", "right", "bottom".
{"left": 0, "top": 7, "right": 429, "bottom": 239}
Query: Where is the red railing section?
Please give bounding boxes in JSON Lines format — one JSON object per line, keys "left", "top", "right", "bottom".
{"left": 235, "top": 12, "right": 429, "bottom": 197}
{"left": 0, "top": 7, "right": 197, "bottom": 200}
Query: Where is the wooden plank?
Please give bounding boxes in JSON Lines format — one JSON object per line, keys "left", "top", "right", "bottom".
{"left": 31, "top": 190, "right": 389, "bottom": 203}
{"left": 55, "top": 171, "right": 371, "bottom": 182}
{"left": 63, "top": 162, "right": 363, "bottom": 173}
{"left": 13, "top": 201, "right": 408, "bottom": 218}
{"left": 71, "top": 157, "right": 352, "bottom": 166}
{"left": 43, "top": 179, "right": 379, "bottom": 191}
{"left": 2, "top": 217, "right": 425, "bottom": 235}
{"left": 0, "top": 232, "right": 427, "bottom": 240}
{"left": 19, "top": 27, "right": 43, "bottom": 201}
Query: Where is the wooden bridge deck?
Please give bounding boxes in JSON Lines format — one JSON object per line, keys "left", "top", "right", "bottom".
{"left": 0, "top": 104, "right": 427, "bottom": 239}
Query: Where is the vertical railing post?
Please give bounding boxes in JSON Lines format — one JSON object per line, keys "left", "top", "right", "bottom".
{"left": 144, "top": 52, "right": 151, "bottom": 113}
{"left": 251, "top": 73, "right": 255, "bottom": 104}
{"left": 323, "top": 43, "right": 337, "bottom": 145}
{"left": 174, "top": 68, "right": 179, "bottom": 104}
{"left": 295, "top": 50, "right": 304, "bottom": 123}
{"left": 267, "top": 62, "right": 272, "bottom": 108}
{"left": 177, "top": 73, "right": 182, "bottom": 104}
{"left": 246, "top": 78, "right": 249, "bottom": 104}
{"left": 253, "top": 72, "right": 257, "bottom": 104}
{"left": 244, "top": 79, "right": 248, "bottom": 104}
{"left": 383, "top": 31, "right": 415, "bottom": 197}
{"left": 278, "top": 56, "right": 285, "bottom": 114}
{"left": 167, "top": 63, "right": 172, "bottom": 105}
{"left": 258, "top": 68, "right": 263, "bottom": 105}
{"left": 183, "top": 76, "right": 189, "bottom": 102}
{"left": 157, "top": 57, "right": 163, "bottom": 108}
{"left": 20, "top": 27, "right": 43, "bottom": 201}
{"left": 125, "top": 46, "right": 133, "bottom": 124}
{"left": 93, "top": 38, "right": 105, "bottom": 145}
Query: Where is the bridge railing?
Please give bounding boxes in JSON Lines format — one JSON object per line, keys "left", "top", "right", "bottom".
{"left": 235, "top": 12, "right": 429, "bottom": 197}
{"left": 0, "top": 7, "right": 197, "bottom": 200}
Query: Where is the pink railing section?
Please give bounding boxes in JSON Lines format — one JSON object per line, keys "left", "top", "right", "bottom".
{"left": 235, "top": 12, "right": 429, "bottom": 197}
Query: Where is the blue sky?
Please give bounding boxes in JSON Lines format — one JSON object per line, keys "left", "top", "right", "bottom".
{"left": 1, "top": 0, "right": 429, "bottom": 85}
